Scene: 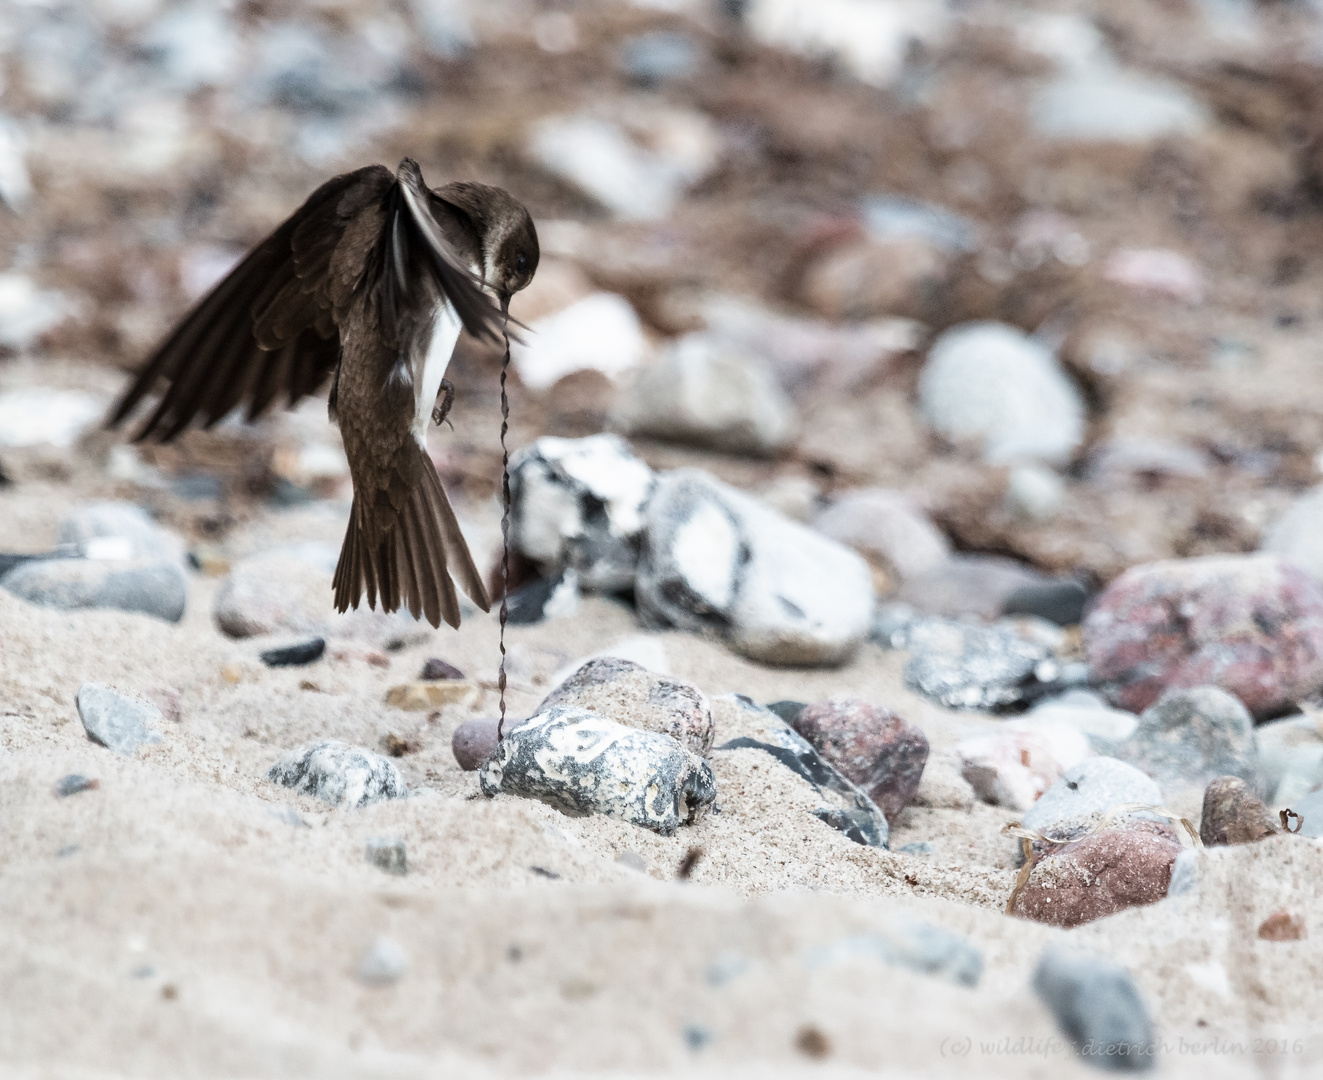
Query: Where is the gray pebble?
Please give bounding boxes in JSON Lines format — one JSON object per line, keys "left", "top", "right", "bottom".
{"left": 1033, "top": 945, "right": 1155, "bottom": 1071}
{"left": 54, "top": 773, "right": 98, "bottom": 797}
{"left": 1021, "top": 757, "right": 1163, "bottom": 843}
{"left": 897, "top": 841, "right": 935, "bottom": 856}
{"left": 365, "top": 837, "right": 407, "bottom": 876}
{"left": 76, "top": 683, "right": 164, "bottom": 756}
{"left": 901, "top": 618, "right": 1060, "bottom": 710}
{"left": 268, "top": 740, "right": 406, "bottom": 809}
{"left": 259, "top": 636, "right": 326, "bottom": 667}
{"left": 5, "top": 560, "right": 186, "bottom": 622}
{"left": 356, "top": 936, "right": 407, "bottom": 986}
{"left": 479, "top": 705, "right": 716, "bottom": 835}
{"left": 802, "top": 919, "right": 982, "bottom": 987}
{"left": 615, "top": 850, "right": 648, "bottom": 873}
{"left": 1117, "top": 686, "right": 1256, "bottom": 790}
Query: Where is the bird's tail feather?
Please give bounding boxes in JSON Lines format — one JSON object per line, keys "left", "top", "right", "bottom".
{"left": 333, "top": 447, "right": 492, "bottom": 630}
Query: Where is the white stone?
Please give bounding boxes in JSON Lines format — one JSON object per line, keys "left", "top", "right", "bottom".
{"left": 612, "top": 333, "right": 797, "bottom": 456}
{"left": 1021, "top": 757, "right": 1163, "bottom": 840}
{"left": 1028, "top": 698, "right": 1139, "bottom": 745}
{"left": 509, "top": 434, "right": 655, "bottom": 592}
{"left": 0, "top": 116, "right": 32, "bottom": 210}
{"left": 637, "top": 469, "right": 875, "bottom": 666}
{"left": 0, "top": 388, "right": 100, "bottom": 448}
{"left": 746, "top": 0, "right": 950, "bottom": 88}
{"left": 1262, "top": 486, "right": 1323, "bottom": 583}
{"left": 918, "top": 322, "right": 1086, "bottom": 465}
{"left": 356, "top": 936, "right": 407, "bottom": 986}
{"left": 513, "top": 292, "right": 650, "bottom": 391}
{"left": 1254, "top": 713, "right": 1323, "bottom": 807}
{"left": 956, "top": 720, "right": 1091, "bottom": 811}
{"left": 1005, "top": 464, "right": 1066, "bottom": 523}
{"left": 1032, "top": 69, "right": 1211, "bottom": 143}
{"left": 0, "top": 275, "right": 73, "bottom": 350}
{"left": 812, "top": 488, "right": 950, "bottom": 582}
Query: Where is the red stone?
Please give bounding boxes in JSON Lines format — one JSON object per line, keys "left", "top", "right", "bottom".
{"left": 790, "top": 699, "right": 928, "bottom": 823}
{"left": 1258, "top": 910, "right": 1307, "bottom": 941}
{"left": 1009, "top": 822, "right": 1182, "bottom": 927}
{"left": 1083, "top": 554, "right": 1323, "bottom": 719}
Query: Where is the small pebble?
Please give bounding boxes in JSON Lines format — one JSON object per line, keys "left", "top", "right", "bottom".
{"left": 76, "top": 683, "right": 164, "bottom": 756}
{"left": 356, "top": 936, "right": 407, "bottom": 986}
{"left": 365, "top": 837, "right": 408, "bottom": 876}
{"left": 267, "top": 740, "right": 406, "bottom": 809}
{"left": 385, "top": 680, "right": 481, "bottom": 711}
{"left": 380, "top": 733, "right": 421, "bottom": 757}
{"left": 1033, "top": 945, "right": 1155, "bottom": 1072}
{"left": 897, "top": 841, "right": 935, "bottom": 856}
{"left": 259, "top": 636, "right": 326, "bottom": 667}
{"left": 420, "top": 657, "right": 464, "bottom": 680}
{"left": 1258, "top": 910, "right": 1307, "bottom": 941}
{"left": 1199, "top": 776, "right": 1278, "bottom": 846}
{"left": 615, "top": 850, "right": 647, "bottom": 873}
{"left": 452, "top": 717, "right": 505, "bottom": 771}
{"left": 54, "top": 774, "right": 98, "bottom": 797}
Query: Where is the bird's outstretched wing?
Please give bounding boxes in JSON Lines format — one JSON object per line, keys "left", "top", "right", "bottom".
{"left": 109, "top": 159, "right": 505, "bottom": 442}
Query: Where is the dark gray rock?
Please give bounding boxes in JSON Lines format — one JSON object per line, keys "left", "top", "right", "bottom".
{"left": 538, "top": 656, "right": 714, "bottom": 756}
{"left": 765, "top": 700, "right": 808, "bottom": 723}
{"left": 1033, "top": 945, "right": 1156, "bottom": 1072}
{"left": 479, "top": 705, "right": 716, "bottom": 835}
{"left": 1002, "top": 578, "right": 1092, "bottom": 626}
{"left": 365, "top": 837, "right": 408, "bottom": 876}
{"left": 636, "top": 469, "right": 874, "bottom": 666}
{"left": 1117, "top": 687, "right": 1256, "bottom": 790}
{"left": 1021, "top": 757, "right": 1163, "bottom": 844}
{"left": 714, "top": 694, "right": 889, "bottom": 848}
{"left": 268, "top": 740, "right": 406, "bottom": 809}
{"left": 420, "top": 658, "right": 464, "bottom": 680}
{"left": 802, "top": 920, "right": 982, "bottom": 987}
{"left": 504, "top": 567, "right": 579, "bottom": 625}
{"left": 509, "top": 434, "right": 655, "bottom": 593}
{"left": 54, "top": 774, "right": 98, "bottom": 797}
{"left": 76, "top": 683, "right": 164, "bottom": 756}
{"left": 259, "top": 636, "right": 325, "bottom": 667}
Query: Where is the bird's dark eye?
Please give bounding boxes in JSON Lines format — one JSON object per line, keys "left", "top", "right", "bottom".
{"left": 516, "top": 253, "right": 528, "bottom": 274}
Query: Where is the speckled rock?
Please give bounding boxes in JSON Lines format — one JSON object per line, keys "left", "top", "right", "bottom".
{"left": 1011, "top": 822, "right": 1182, "bottom": 927}
{"left": 479, "top": 705, "right": 716, "bottom": 835}
{"left": 1199, "top": 776, "right": 1279, "bottom": 846}
{"left": 75, "top": 683, "right": 163, "bottom": 756}
{"left": 900, "top": 618, "right": 1064, "bottom": 710}
{"left": 1033, "top": 946, "right": 1155, "bottom": 1071}
{"left": 956, "top": 720, "right": 1090, "bottom": 812}
{"left": 789, "top": 699, "right": 928, "bottom": 823}
{"left": 636, "top": 469, "right": 874, "bottom": 666}
{"left": 1084, "top": 554, "right": 1323, "bottom": 719}
{"left": 268, "top": 740, "right": 406, "bottom": 809}
{"left": 538, "top": 656, "right": 713, "bottom": 756}
{"left": 1021, "top": 757, "right": 1163, "bottom": 843}
{"left": 1117, "top": 686, "right": 1257, "bottom": 790}
{"left": 508, "top": 433, "right": 655, "bottom": 593}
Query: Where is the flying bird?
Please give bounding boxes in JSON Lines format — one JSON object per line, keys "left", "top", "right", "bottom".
{"left": 109, "top": 158, "right": 540, "bottom": 630}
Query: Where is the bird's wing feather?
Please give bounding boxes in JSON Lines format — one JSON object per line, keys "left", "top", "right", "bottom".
{"left": 108, "top": 164, "right": 394, "bottom": 441}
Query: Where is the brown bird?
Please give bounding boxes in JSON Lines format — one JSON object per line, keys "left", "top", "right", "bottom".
{"left": 109, "top": 158, "right": 539, "bottom": 629}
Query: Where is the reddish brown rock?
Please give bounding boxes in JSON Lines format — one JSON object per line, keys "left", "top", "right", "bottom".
{"left": 1009, "top": 822, "right": 1182, "bottom": 927}
{"left": 452, "top": 718, "right": 503, "bottom": 771}
{"left": 790, "top": 699, "right": 928, "bottom": 823}
{"left": 1199, "top": 776, "right": 1279, "bottom": 847}
{"left": 420, "top": 658, "right": 464, "bottom": 680}
{"left": 1258, "top": 910, "right": 1307, "bottom": 941}
{"left": 1083, "top": 554, "right": 1323, "bottom": 719}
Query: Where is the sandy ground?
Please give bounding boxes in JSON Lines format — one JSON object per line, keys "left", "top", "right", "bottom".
{"left": 1, "top": 492, "right": 1322, "bottom": 1079}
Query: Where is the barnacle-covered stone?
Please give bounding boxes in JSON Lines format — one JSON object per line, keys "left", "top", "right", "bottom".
{"left": 479, "top": 705, "right": 716, "bottom": 835}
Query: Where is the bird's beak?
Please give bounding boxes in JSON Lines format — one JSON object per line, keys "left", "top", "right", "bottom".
{"left": 499, "top": 290, "right": 511, "bottom": 318}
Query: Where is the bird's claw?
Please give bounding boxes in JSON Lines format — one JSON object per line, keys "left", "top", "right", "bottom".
{"left": 432, "top": 378, "right": 456, "bottom": 431}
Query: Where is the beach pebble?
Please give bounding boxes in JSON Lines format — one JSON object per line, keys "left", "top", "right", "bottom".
{"left": 214, "top": 543, "right": 431, "bottom": 648}
{"left": 612, "top": 333, "right": 797, "bottom": 456}
{"left": 1262, "top": 485, "right": 1323, "bottom": 582}
{"left": 259, "top": 636, "right": 326, "bottom": 668}
{"left": 267, "top": 740, "right": 406, "bottom": 809}
{"left": 1084, "top": 554, "right": 1323, "bottom": 719}
{"left": 811, "top": 489, "right": 951, "bottom": 584}
{"left": 1011, "top": 822, "right": 1182, "bottom": 927}
{"left": 901, "top": 618, "right": 1061, "bottom": 711}
{"left": 801, "top": 920, "right": 982, "bottom": 987}
{"left": 1027, "top": 693, "right": 1139, "bottom": 750}
{"left": 800, "top": 234, "right": 952, "bottom": 321}
{"left": 512, "top": 292, "right": 650, "bottom": 390}
{"left": 509, "top": 434, "right": 655, "bottom": 593}
{"left": 538, "top": 656, "right": 714, "bottom": 756}
{"left": 452, "top": 718, "right": 505, "bottom": 771}
{"left": 713, "top": 694, "right": 889, "bottom": 848}
{"left": 1001, "top": 578, "right": 1092, "bottom": 627}
{"left": 790, "top": 699, "right": 928, "bottom": 823}
{"left": 1116, "top": 687, "right": 1256, "bottom": 790}
{"left": 356, "top": 936, "right": 407, "bottom": 986}
{"left": 897, "top": 841, "right": 935, "bottom": 856}
{"left": 896, "top": 554, "right": 1054, "bottom": 620}
{"left": 54, "top": 774, "right": 98, "bottom": 797}
{"left": 1258, "top": 910, "right": 1307, "bottom": 942}
{"left": 1004, "top": 463, "right": 1066, "bottom": 523}
{"left": 1021, "top": 757, "right": 1163, "bottom": 843}
{"left": 1199, "top": 776, "right": 1278, "bottom": 847}
{"left": 504, "top": 567, "right": 580, "bottom": 625}
{"left": 76, "top": 683, "right": 164, "bottom": 756}
{"left": 365, "top": 837, "right": 408, "bottom": 876}
{"left": 1255, "top": 714, "right": 1323, "bottom": 806}
{"left": 1033, "top": 945, "right": 1156, "bottom": 1071}
{"left": 636, "top": 469, "right": 874, "bottom": 666}
{"left": 420, "top": 658, "right": 464, "bottom": 680}
{"left": 479, "top": 705, "right": 716, "bottom": 835}
{"left": 620, "top": 30, "right": 702, "bottom": 86}
{"left": 1294, "top": 786, "right": 1323, "bottom": 838}
{"left": 918, "top": 322, "right": 1086, "bottom": 466}
{"left": 3, "top": 502, "right": 189, "bottom": 622}
{"left": 385, "top": 681, "right": 480, "bottom": 711}
{"left": 956, "top": 721, "right": 1090, "bottom": 811}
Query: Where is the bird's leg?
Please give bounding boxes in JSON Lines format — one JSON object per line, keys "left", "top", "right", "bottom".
{"left": 431, "top": 378, "right": 455, "bottom": 430}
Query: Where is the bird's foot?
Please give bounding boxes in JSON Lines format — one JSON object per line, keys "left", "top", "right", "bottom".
{"left": 431, "top": 378, "right": 455, "bottom": 431}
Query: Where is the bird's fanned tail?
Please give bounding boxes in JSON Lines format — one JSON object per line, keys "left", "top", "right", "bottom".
{"left": 333, "top": 445, "right": 491, "bottom": 630}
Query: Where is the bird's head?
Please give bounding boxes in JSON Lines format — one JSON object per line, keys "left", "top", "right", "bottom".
{"left": 435, "top": 181, "right": 539, "bottom": 311}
